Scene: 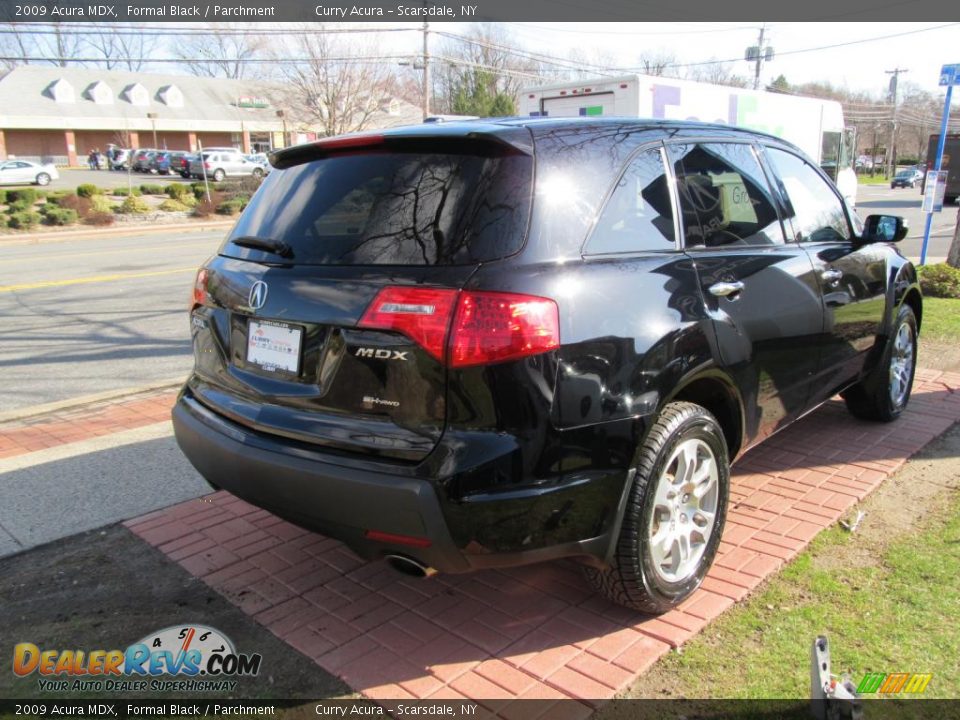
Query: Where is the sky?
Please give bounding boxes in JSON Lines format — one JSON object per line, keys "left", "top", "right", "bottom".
{"left": 501, "top": 22, "right": 960, "bottom": 97}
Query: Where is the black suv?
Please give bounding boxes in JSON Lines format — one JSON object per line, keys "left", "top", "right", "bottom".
{"left": 173, "top": 119, "right": 920, "bottom": 613}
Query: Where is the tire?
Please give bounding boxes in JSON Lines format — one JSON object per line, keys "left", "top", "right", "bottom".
{"left": 212, "top": 169, "right": 225, "bottom": 182}
{"left": 842, "top": 304, "right": 918, "bottom": 422}
{"left": 584, "top": 401, "right": 730, "bottom": 613}
{"left": 252, "top": 167, "right": 264, "bottom": 180}
{"left": 35, "top": 173, "right": 51, "bottom": 186}
{"left": 946, "top": 195, "right": 958, "bottom": 205}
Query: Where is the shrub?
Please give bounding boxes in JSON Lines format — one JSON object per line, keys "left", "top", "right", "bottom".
{"left": 191, "top": 182, "right": 209, "bottom": 200}
{"left": 76, "top": 184, "right": 99, "bottom": 198}
{"left": 7, "top": 211, "right": 41, "bottom": 229}
{"left": 6, "top": 199, "right": 33, "bottom": 213}
{"left": 159, "top": 199, "right": 190, "bottom": 212}
{"left": 90, "top": 195, "right": 114, "bottom": 214}
{"left": 139, "top": 183, "right": 165, "bottom": 195}
{"left": 45, "top": 190, "right": 69, "bottom": 204}
{"left": 165, "top": 183, "right": 191, "bottom": 201}
{"left": 918, "top": 263, "right": 960, "bottom": 299}
{"left": 215, "top": 199, "right": 244, "bottom": 215}
{"left": 42, "top": 208, "right": 78, "bottom": 226}
{"left": 7, "top": 188, "right": 38, "bottom": 205}
{"left": 192, "top": 199, "right": 216, "bottom": 217}
{"left": 0, "top": 189, "right": 7, "bottom": 204}
{"left": 85, "top": 211, "right": 115, "bottom": 226}
{"left": 53, "top": 194, "right": 91, "bottom": 215}
{"left": 117, "top": 196, "right": 151, "bottom": 214}
{"left": 111, "top": 186, "right": 141, "bottom": 197}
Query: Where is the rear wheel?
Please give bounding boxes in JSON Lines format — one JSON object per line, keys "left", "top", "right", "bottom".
{"left": 842, "top": 304, "right": 917, "bottom": 422}
{"left": 36, "top": 172, "right": 51, "bottom": 186}
{"left": 252, "top": 167, "right": 264, "bottom": 180}
{"left": 584, "top": 401, "right": 729, "bottom": 613}
{"left": 213, "top": 169, "right": 226, "bottom": 182}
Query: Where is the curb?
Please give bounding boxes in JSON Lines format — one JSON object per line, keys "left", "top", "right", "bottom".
{"left": 0, "top": 379, "right": 183, "bottom": 424}
{"left": 0, "top": 220, "right": 233, "bottom": 246}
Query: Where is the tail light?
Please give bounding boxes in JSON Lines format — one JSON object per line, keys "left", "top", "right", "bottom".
{"left": 203, "top": 162, "right": 211, "bottom": 170}
{"left": 191, "top": 268, "right": 209, "bottom": 308}
{"left": 359, "top": 287, "right": 559, "bottom": 368}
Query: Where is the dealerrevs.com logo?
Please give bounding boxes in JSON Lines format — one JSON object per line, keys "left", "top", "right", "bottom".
{"left": 13, "top": 625, "right": 263, "bottom": 693}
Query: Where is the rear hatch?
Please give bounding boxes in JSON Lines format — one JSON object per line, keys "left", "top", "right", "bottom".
{"left": 187, "top": 130, "right": 534, "bottom": 462}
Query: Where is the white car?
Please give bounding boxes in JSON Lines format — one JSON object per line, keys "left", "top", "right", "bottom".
{"left": 0, "top": 159, "right": 59, "bottom": 186}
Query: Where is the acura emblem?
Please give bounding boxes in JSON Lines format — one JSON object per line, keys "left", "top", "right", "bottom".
{"left": 248, "top": 281, "right": 268, "bottom": 310}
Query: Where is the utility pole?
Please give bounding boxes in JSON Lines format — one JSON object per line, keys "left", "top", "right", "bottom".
{"left": 745, "top": 24, "right": 773, "bottom": 91}
{"left": 885, "top": 67, "right": 908, "bottom": 178}
{"left": 753, "top": 24, "right": 765, "bottom": 90}
{"left": 422, "top": 20, "right": 430, "bottom": 121}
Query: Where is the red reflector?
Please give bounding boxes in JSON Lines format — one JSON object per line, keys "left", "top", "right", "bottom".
{"left": 358, "top": 286, "right": 458, "bottom": 362}
{"left": 365, "top": 530, "right": 432, "bottom": 548}
{"left": 191, "top": 268, "right": 209, "bottom": 308}
{"left": 560, "top": 91, "right": 567, "bottom": 95}
{"left": 450, "top": 291, "right": 559, "bottom": 368}
{"left": 620, "top": 83, "right": 628, "bottom": 89}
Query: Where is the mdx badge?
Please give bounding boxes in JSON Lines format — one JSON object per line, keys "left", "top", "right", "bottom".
{"left": 355, "top": 348, "right": 409, "bottom": 360}
{"left": 248, "top": 281, "right": 268, "bottom": 311}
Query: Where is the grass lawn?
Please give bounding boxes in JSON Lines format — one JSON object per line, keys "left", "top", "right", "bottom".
{"left": 619, "top": 430, "right": 960, "bottom": 700}
{"left": 921, "top": 297, "right": 960, "bottom": 343}
{"left": 858, "top": 174, "right": 892, "bottom": 185}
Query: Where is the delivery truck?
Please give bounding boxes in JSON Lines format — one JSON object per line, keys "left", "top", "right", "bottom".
{"left": 519, "top": 73, "right": 858, "bottom": 206}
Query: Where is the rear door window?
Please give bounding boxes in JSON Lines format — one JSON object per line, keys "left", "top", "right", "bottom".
{"left": 584, "top": 147, "right": 676, "bottom": 254}
{"left": 223, "top": 150, "right": 533, "bottom": 266}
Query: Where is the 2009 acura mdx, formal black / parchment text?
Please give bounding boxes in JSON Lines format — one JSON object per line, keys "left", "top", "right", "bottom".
{"left": 173, "top": 118, "right": 920, "bottom": 613}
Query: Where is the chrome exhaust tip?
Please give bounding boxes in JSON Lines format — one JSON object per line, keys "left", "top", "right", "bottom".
{"left": 385, "top": 554, "right": 438, "bottom": 579}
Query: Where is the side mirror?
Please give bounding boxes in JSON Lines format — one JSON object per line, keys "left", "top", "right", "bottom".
{"left": 863, "top": 214, "right": 908, "bottom": 243}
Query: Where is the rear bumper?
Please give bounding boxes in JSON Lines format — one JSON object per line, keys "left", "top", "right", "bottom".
{"left": 172, "top": 394, "right": 471, "bottom": 573}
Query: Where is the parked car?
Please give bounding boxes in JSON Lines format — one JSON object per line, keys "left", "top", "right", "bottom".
{"left": 0, "top": 159, "right": 59, "bottom": 186}
{"left": 891, "top": 167, "right": 925, "bottom": 189}
{"left": 150, "top": 151, "right": 188, "bottom": 175}
{"left": 188, "top": 151, "right": 264, "bottom": 182}
{"left": 109, "top": 148, "right": 132, "bottom": 171}
{"left": 173, "top": 119, "right": 921, "bottom": 613}
{"left": 132, "top": 150, "right": 158, "bottom": 173}
{"left": 177, "top": 153, "right": 195, "bottom": 178}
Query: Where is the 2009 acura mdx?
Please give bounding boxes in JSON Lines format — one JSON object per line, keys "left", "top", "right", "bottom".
{"left": 173, "top": 118, "right": 920, "bottom": 613}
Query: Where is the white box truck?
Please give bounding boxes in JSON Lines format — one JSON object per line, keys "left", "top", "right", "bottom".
{"left": 519, "top": 74, "right": 858, "bottom": 206}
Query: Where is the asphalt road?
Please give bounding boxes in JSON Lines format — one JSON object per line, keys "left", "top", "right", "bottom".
{"left": 0, "top": 227, "right": 224, "bottom": 413}
{"left": 856, "top": 183, "right": 957, "bottom": 262}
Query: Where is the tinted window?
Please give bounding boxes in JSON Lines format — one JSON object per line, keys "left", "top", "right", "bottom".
{"left": 669, "top": 142, "right": 783, "bottom": 248}
{"left": 585, "top": 148, "right": 675, "bottom": 254}
{"left": 224, "top": 150, "right": 532, "bottom": 266}
{"left": 765, "top": 147, "right": 850, "bottom": 243}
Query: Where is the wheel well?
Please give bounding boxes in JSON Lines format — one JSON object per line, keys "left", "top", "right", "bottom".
{"left": 671, "top": 377, "right": 742, "bottom": 459}
{"left": 903, "top": 288, "right": 922, "bottom": 332}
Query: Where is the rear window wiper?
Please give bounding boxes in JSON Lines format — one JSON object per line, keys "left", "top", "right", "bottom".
{"left": 231, "top": 236, "right": 294, "bottom": 258}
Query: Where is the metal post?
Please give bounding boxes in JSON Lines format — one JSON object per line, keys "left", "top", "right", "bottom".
{"left": 920, "top": 82, "right": 954, "bottom": 265}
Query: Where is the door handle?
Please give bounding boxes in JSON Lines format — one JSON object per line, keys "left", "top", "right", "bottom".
{"left": 708, "top": 281, "right": 745, "bottom": 298}
{"left": 821, "top": 269, "right": 843, "bottom": 284}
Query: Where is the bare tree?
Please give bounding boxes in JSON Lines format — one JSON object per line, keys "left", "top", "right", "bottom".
{"left": 686, "top": 59, "right": 749, "bottom": 88}
{"left": 84, "top": 24, "right": 159, "bottom": 71}
{"left": 279, "top": 26, "right": 397, "bottom": 137}
{"left": 637, "top": 51, "right": 678, "bottom": 77}
{"left": 176, "top": 24, "right": 267, "bottom": 79}
{"left": 0, "top": 21, "right": 84, "bottom": 67}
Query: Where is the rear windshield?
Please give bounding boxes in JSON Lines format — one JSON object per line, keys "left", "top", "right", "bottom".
{"left": 221, "top": 150, "right": 533, "bottom": 266}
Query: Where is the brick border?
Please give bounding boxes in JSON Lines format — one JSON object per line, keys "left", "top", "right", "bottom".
{"left": 122, "top": 370, "right": 960, "bottom": 706}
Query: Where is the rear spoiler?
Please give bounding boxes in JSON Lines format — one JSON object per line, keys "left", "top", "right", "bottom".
{"left": 268, "top": 129, "right": 532, "bottom": 170}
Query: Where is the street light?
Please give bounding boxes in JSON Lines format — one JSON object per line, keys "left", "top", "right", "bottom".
{"left": 146, "top": 112, "right": 158, "bottom": 148}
